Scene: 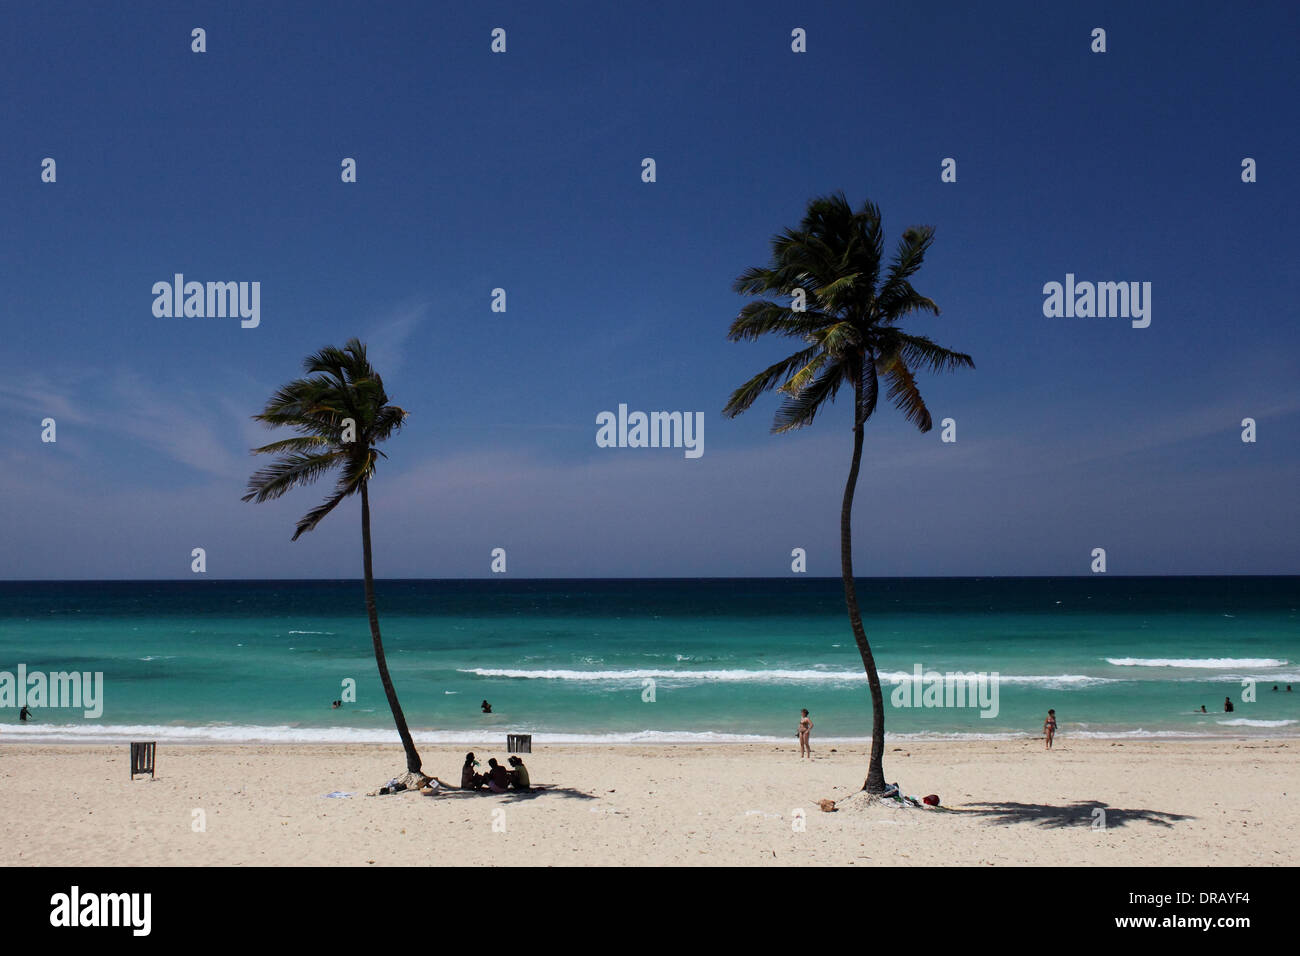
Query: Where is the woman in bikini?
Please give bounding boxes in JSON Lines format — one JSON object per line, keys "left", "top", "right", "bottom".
{"left": 1043, "top": 709, "right": 1057, "bottom": 750}
{"left": 798, "top": 708, "right": 813, "bottom": 758}
{"left": 461, "top": 752, "right": 483, "bottom": 790}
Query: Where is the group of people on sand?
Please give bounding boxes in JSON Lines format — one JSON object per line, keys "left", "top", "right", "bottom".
{"left": 460, "top": 752, "right": 530, "bottom": 792}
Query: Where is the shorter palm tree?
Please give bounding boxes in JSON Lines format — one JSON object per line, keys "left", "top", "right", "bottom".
{"left": 243, "top": 338, "right": 424, "bottom": 776}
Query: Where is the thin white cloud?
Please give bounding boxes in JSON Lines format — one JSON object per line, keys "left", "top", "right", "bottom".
{"left": 105, "top": 371, "right": 246, "bottom": 479}
{"left": 0, "top": 372, "right": 96, "bottom": 425}
{"left": 363, "top": 300, "right": 430, "bottom": 377}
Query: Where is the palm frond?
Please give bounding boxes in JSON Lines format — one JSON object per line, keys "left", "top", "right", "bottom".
{"left": 877, "top": 284, "right": 940, "bottom": 323}
{"left": 728, "top": 301, "right": 829, "bottom": 342}
{"left": 371, "top": 404, "right": 408, "bottom": 443}
{"left": 723, "top": 345, "right": 821, "bottom": 417}
{"left": 859, "top": 359, "right": 879, "bottom": 426}
{"left": 776, "top": 350, "right": 830, "bottom": 398}
{"left": 892, "top": 332, "right": 975, "bottom": 374}
{"left": 291, "top": 453, "right": 371, "bottom": 540}
{"left": 816, "top": 321, "right": 862, "bottom": 359}
{"left": 772, "top": 361, "right": 847, "bottom": 433}
{"left": 879, "top": 356, "right": 932, "bottom": 431}
{"left": 242, "top": 451, "right": 346, "bottom": 503}
{"left": 248, "top": 436, "right": 335, "bottom": 456}
{"left": 877, "top": 226, "right": 935, "bottom": 310}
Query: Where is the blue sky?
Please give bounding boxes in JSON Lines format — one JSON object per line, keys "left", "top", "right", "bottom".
{"left": 2, "top": 0, "right": 1298, "bottom": 579}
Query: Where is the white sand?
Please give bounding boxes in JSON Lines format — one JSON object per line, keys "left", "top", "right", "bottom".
{"left": 1, "top": 738, "right": 1294, "bottom": 866}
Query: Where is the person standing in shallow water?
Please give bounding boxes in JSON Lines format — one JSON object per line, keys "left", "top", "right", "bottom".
{"left": 1043, "top": 709, "right": 1057, "bottom": 750}
{"left": 798, "top": 708, "right": 813, "bottom": 758}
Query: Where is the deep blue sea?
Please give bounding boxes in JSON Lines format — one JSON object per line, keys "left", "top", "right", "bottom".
{"left": 1, "top": 577, "right": 1297, "bottom": 744}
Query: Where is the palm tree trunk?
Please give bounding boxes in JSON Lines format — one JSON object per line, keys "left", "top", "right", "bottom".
{"left": 360, "top": 481, "right": 423, "bottom": 774}
{"left": 842, "top": 378, "right": 887, "bottom": 793}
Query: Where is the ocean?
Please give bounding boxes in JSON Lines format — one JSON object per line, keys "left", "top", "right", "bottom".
{"left": 1, "top": 577, "right": 1297, "bottom": 745}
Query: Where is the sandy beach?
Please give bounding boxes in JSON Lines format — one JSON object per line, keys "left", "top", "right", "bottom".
{"left": 1, "top": 738, "right": 1294, "bottom": 866}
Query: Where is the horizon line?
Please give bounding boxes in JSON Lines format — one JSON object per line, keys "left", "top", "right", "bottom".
{"left": 3, "top": 573, "right": 1298, "bottom": 584}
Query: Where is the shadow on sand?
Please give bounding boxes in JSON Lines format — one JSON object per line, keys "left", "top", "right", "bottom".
{"left": 427, "top": 785, "right": 597, "bottom": 803}
{"left": 951, "top": 800, "right": 1193, "bottom": 830}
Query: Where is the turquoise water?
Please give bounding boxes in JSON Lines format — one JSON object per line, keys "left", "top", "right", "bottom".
{"left": 1, "top": 577, "right": 1297, "bottom": 743}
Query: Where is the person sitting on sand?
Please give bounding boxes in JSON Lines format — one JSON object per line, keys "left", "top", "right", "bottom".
{"left": 1043, "top": 709, "right": 1057, "bottom": 750}
{"left": 461, "top": 752, "right": 483, "bottom": 790}
{"left": 798, "top": 708, "right": 813, "bottom": 758}
{"left": 481, "top": 699, "right": 492, "bottom": 714}
{"left": 485, "top": 758, "right": 510, "bottom": 793}
{"left": 1224, "top": 696, "right": 1234, "bottom": 713}
{"left": 507, "top": 755, "right": 531, "bottom": 791}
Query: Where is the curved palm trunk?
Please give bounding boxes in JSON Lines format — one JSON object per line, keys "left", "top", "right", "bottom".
{"left": 842, "top": 381, "right": 887, "bottom": 793}
{"left": 360, "top": 481, "right": 423, "bottom": 774}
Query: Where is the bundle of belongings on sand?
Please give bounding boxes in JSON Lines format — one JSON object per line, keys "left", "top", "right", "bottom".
{"left": 881, "top": 783, "right": 941, "bottom": 808}
{"left": 368, "top": 771, "right": 441, "bottom": 796}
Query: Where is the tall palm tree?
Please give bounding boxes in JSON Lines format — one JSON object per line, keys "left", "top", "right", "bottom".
{"left": 243, "top": 338, "right": 424, "bottom": 776}
{"left": 724, "top": 193, "right": 973, "bottom": 793}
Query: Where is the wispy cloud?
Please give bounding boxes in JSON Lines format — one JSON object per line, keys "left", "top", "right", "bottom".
{"left": 363, "top": 300, "right": 430, "bottom": 377}
{"left": 0, "top": 369, "right": 253, "bottom": 484}
{"left": 105, "top": 371, "right": 247, "bottom": 479}
{"left": 0, "top": 301, "right": 440, "bottom": 486}
{"left": 0, "top": 372, "right": 96, "bottom": 426}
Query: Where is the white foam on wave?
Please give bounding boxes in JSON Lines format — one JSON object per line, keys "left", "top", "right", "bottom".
{"left": 1177, "top": 672, "right": 1300, "bottom": 684}
{"left": 1056, "top": 729, "right": 1211, "bottom": 739}
{"left": 6, "top": 723, "right": 1286, "bottom": 745}
{"left": 461, "top": 666, "right": 853, "bottom": 682}
{"left": 458, "top": 667, "right": 1117, "bottom": 688}
{"left": 1217, "top": 718, "right": 1298, "bottom": 728}
{"left": 3, "top": 723, "right": 801, "bottom": 745}
{"left": 1107, "top": 657, "right": 1287, "bottom": 668}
